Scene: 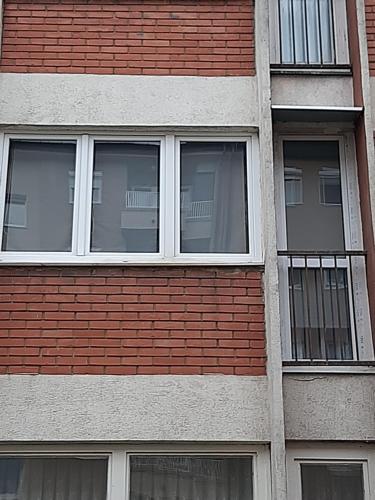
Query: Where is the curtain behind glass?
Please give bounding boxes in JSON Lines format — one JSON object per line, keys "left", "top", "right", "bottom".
{"left": 91, "top": 142, "right": 160, "bottom": 253}
{"left": 2, "top": 141, "right": 76, "bottom": 252}
{"left": 301, "top": 464, "right": 364, "bottom": 500}
{"left": 279, "top": 0, "right": 335, "bottom": 64}
{"left": 130, "top": 456, "right": 253, "bottom": 500}
{"left": 180, "top": 142, "right": 248, "bottom": 254}
{"left": 0, "top": 457, "right": 108, "bottom": 500}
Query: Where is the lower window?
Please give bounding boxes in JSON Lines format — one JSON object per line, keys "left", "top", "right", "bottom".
{"left": 0, "top": 453, "right": 256, "bottom": 500}
{"left": 301, "top": 463, "right": 364, "bottom": 500}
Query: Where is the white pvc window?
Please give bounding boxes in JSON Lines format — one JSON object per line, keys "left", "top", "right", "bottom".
{"left": 0, "top": 446, "right": 271, "bottom": 500}
{"left": 286, "top": 446, "right": 375, "bottom": 500}
{"left": 0, "top": 134, "right": 262, "bottom": 264}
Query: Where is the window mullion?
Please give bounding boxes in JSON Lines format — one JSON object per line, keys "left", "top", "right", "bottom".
{"left": 0, "top": 133, "right": 7, "bottom": 252}
{"left": 74, "top": 134, "right": 92, "bottom": 256}
{"left": 164, "top": 135, "right": 176, "bottom": 258}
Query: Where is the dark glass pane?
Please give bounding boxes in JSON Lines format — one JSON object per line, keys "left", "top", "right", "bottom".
{"left": 0, "top": 457, "right": 108, "bottom": 500}
{"left": 2, "top": 141, "right": 76, "bottom": 252}
{"left": 91, "top": 142, "right": 160, "bottom": 253}
{"left": 301, "top": 463, "right": 364, "bottom": 500}
{"left": 130, "top": 456, "right": 253, "bottom": 500}
{"left": 180, "top": 142, "right": 248, "bottom": 254}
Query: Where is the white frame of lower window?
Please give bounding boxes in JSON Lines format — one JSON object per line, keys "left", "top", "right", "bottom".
{"left": 274, "top": 133, "right": 374, "bottom": 362}
{"left": 0, "top": 444, "right": 271, "bottom": 500}
{"left": 286, "top": 444, "right": 375, "bottom": 500}
{"left": 0, "top": 132, "right": 262, "bottom": 265}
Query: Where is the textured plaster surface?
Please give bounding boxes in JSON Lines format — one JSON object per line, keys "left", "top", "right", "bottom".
{"left": 284, "top": 374, "right": 375, "bottom": 440}
{"left": 0, "top": 375, "right": 270, "bottom": 442}
{"left": 0, "top": 74, "right": 258, "bottom": 127}
{"left": 271, "top": 75, "right": 354, "bottom": 107}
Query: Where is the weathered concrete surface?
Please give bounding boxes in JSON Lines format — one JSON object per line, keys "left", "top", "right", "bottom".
{"left": 0, "top": 375, "right": 270, "bottom": 442}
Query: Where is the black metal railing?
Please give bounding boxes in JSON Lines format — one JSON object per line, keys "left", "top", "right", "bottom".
{"left": 278, "top": 0, "right": 336, "bottom": 66}
{"left": 278, "top": 250, "right": 367, "bottom": 362}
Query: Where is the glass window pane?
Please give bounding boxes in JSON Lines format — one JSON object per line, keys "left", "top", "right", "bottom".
{"left": 2, "top": 141, "right": 76, "bottom": 252}
{"left": 130, "top": 456, "right": 253, "bottom": 500}
{"left": 279, "top": 0, "right": 335, "bottom": 64}
{"left": 0, "top": 457, "right": 108, "bottom": 500}
{"left": 301, "top": 463, "right": 364, "bottom": 500}
{"left": 284, "top": 141, "right": 345, "bottom": 251}
{"left": 180, "top": 142, "right": 248, "bottom": 254}
{"left": 91, "top": 142, "right": 160, "bottom": 253}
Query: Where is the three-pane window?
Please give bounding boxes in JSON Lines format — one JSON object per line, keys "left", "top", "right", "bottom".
{"left": 0, "top": 135, "right": 261, "bottom": 263}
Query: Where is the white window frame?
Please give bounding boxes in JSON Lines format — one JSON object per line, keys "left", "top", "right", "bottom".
{"left": 269, "top": 0, "right": 350, "bottom": 67}
{"left": 0, "top": 444, "right": 271, "bottom": 500}
{"left": 287, "top": 445, "right": 375, "bottom": 500}
{"left": 0, "top": 133, "right": 262, "bottom": 265}
{"left": 274, "top": 134, "right": 374, "bottom": 363}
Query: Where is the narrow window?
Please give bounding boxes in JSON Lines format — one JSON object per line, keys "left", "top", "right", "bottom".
{"left": 279, "top": 0, "right": 335, "bottom": 65}
{"left": 301, "top": 463, "right": 364, "bottom": 500}
{"left": 129, "top": 456, "right": 253, "bottom": 500}
{"left": 180, "top": 142, "right": 249, "bottom": 254}
{"left": 90, "top": 141, "right": 160, "bottom": 253}
{"left": 2, "top": 141, "right": 76, "bottom": 252}
{"left": 0, "top": 456, "right": 108, "bottom": 500}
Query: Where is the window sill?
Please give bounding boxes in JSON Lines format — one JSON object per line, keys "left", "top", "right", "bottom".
{"left": 0, "top": 254, "right": 264, "bottom": 266}
{"left": 283, "top": 360, "right": 375, "bottom": 375}
{"left": 270, "top": 64, "right": 352, "bottom": 76}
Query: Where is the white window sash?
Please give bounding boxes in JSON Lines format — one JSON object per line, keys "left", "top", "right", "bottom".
{"left": 0, "top": 133, "right": 262, "bottom": 265}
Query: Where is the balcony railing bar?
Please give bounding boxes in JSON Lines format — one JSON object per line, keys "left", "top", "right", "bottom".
{"left": 278, "top": 250, "right": 366, "bottom": 257}
{"left": 278, "top": 250, "right": 366, "bottom": 362}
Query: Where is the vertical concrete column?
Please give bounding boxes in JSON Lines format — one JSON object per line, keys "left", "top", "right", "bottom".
{"left": 255, "top": 1, "right": 288, "bottom": 500}
{"left": 347, "top": 0, "right": 375, "bottom": 340}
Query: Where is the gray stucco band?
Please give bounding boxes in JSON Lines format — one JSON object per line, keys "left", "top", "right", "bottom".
{"left": 0, "top": 74, "right": 258, "bottom": 128}
{"left": 283, "top": 374, "right": 375, "bottom": 441}
{"left": 271, "top": 75, "right": 354, "bottom": 107}
{"left": 0, "top": 375, "right": 270, "bottom": 442}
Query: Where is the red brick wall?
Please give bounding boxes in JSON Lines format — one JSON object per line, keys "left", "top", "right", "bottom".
{"left": 0, "top": 0, "right": 255, "bottom": 76}
{"left": 0, "top": 266, "right": 266, "bottom": 375}
{"left": 366, "top": 0, "right": 375, "bottom": 74}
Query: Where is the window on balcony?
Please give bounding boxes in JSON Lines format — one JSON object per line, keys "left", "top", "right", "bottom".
{"left": 270, "top": 0, "right": 350, "bottom": 68}
{"left": 301, "top": 463, "right": 364, "bottom": 500}
{"left": 0, "top": 135, "right": 261, "bottom": 264}
{"left": 277, "top": 138, "right": 373, "bottom": 363}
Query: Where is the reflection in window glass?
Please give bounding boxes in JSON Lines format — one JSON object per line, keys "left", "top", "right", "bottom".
{"left": 130, "top": 456, "right": 253, "bottom": 500}
{"left": 285, "top": 167, "right": 303, "bottom": 206}
{"left": 301, "top": 463, "right": 364, "bottom": 500}
{"left": 2, "top": 141, "right": 76, "bottom": 252}
{"left": 283, "top": 141, "right": 345, "bottom": 251}
{"left": 180, "top": 142, "right": 248, "bottom": 254}
{"left": 319, "top": 168, "right": 342, "bottom": 205}
{"left": 91, "top": 142, "right": 160, "bottom": 253}
{"left": 0, "top": 457, "right": 108, "bottom": 500}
